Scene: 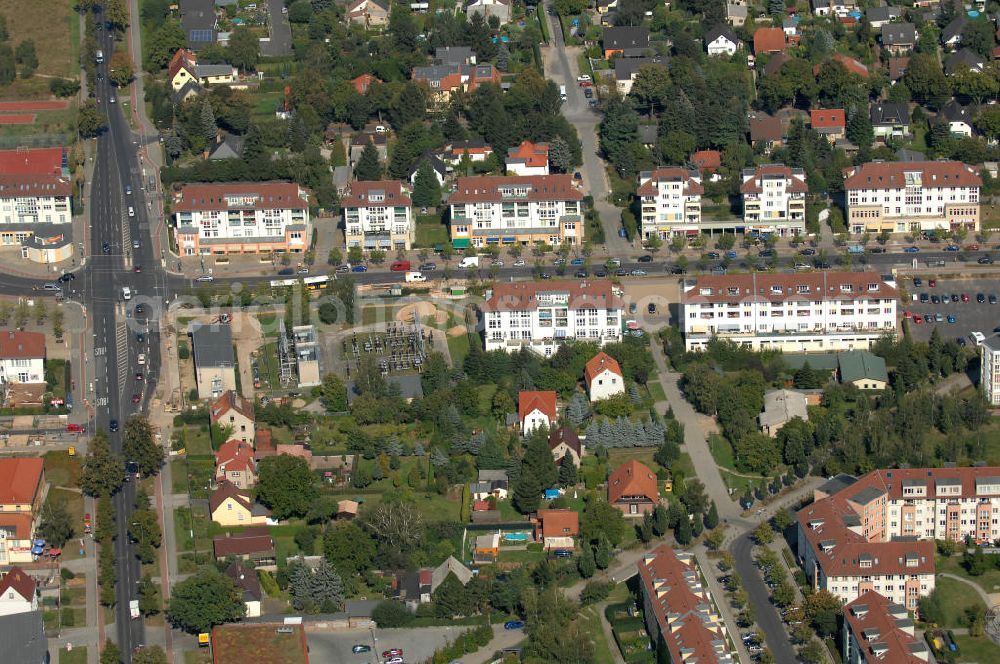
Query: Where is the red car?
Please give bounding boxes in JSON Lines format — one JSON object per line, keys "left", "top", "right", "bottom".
{"left": 966, "top": 244, "right": 980, "bottom": 251}
{"left": 961, "top": 293, "right": 970, "bottom": 302}
{"left": 382, "top": 649, "right": 403, "bottom": 658}
{"left": 903, "top": 310, "right": 912, "bottom": 319}
{"left": 132, "top": 393, "right": 142, "bottom": 403}
{"left": 389, "top": 260, "right": 411, "bottom": 272}
{"left": 928, "top": 279, "right": 937, "bottom": 287}
{"left": 913, "top": 315, "right": 923, "bottom": 324}
{"left": 66, "top": 423, "right": 84, "bottom": 432}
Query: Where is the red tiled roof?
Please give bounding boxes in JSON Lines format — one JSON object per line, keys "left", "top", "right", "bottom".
{"left": 449, "top": 143, "right": 493, "bottom": 156}
{"left": 341, "top": 180, "right": 412, "bottom": 209}
{"left": 173, "top": 182, "right": 308, "bottom": 212}
{"left": 209, "top": 391, "right": 254, "bottom": 425}
{"left": 608, "top": 460, "right": 658, "bottom": 504}
{"left": 740, "top": 164, "right": 808, "bottom": 193}
{"left": 351, "top": 74, "right": 380, "bottom": 94}
{"left": 749, "top": 115, "right": 783, "bottom": 142}
{"left": 537, "top": 509, "right": 579, "bottom": 539}
{"left": 215, "top": 440, "right": 255, "bottom": 474}
{"left": 585, "top": 351, "right": 623, "bottom": 386}
{"left": 519, "top": 390, "right": 557, "bottom": 422}
{"left": 0, "top": 457, "right": 44, "bottom": 505}
{"left": 810, "top": 109, "right": 846, "bottom": 130}
{"left": 0, "top": 331, "right": 45, "bottom": 359}
{"left": 843, "top": 160, "right": 982, "bottom": 190}
{"left": 548, "top": 426, "right": 582, "bottom": 457}
{"left": 636, "top": 168, "right": 704, "bottom": 197}
{"left": 691, "top": 150, "right": 721, "bottom": 173}
{"left": 753, "top": 28, "right": 786, "bottom": 54}
{"left": 212, "top": 527, "right": 274, "bottom": 558}
{"left": 682, "top": 271, "right": 896, "bottom": 305}
{"left": 484, "top": 280, "right": 623, "bottom": 313}
{"left": 0, "top": 147, "right": 63, "bottom": 176}
{"left": 253, "top": 429, "right": 275, "bottom": 460}
{"left": 209, "top": 480, "right": 252, "bottom": 514}
{"left": 506, "top": 141, "right": 550, "bottom": 169}
{"left": 0, "top": 174, "right": 72, "bottom": 198}
{"left": 813, "top": 53, "right": 870, "bottom": 79}
{"left": 0, "top": 566, "right": 35, "bottom": 601}
{"left": 843, "top": 591, "right": 927, "bottom": 664}
{"left": 473, "top": 499, "right": 493, "bottom": 511}
{"left": 0, "top": 513, "right": 33, "bottom": 538}
{"left": 167, "top": 49, "right": 197, "bottom": 83}
{"left": 449, "top": 174, "right": 582, "bottom": 204}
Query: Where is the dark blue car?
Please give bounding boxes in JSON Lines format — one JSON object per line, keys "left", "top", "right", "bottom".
{"left": 504, "top": 620, "right": 525, "bottom": 630}
{"left": 351, "top": 265, "right": 368, "bottom": 272}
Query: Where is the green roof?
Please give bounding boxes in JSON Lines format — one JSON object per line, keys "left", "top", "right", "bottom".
{"left": 837, "top": 351, "right": 888, "bottom": 384}
{"left": 452, "top": 238, "right": 470, "bottom": 248}
{"left": 783, "top": 353, "right": 839, "bottom": 372}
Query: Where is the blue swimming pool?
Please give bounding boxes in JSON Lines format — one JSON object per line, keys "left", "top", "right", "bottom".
{"left": 504, "top": 532, "right": 530, "bottom": 541}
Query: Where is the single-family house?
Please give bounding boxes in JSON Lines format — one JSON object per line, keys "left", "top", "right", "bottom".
{"left": 212, "top": 527, "right": 276, "bottom": 566}
{"left": 726, "top": 2, "right": 747, "bottom": 27}
{"left": 465, "top": 0, "right": 511, "bottom": 24}
{"left": 446, "top": 139, "right": 494, "bottom": 164}
{"left": 0, "top": 567, "right": 36, "bottom": 616}
{"left": 637, "top": 124, "right": 658, "bottom": 148}
{"left": 944, "top": 48, "right": 984, "bottom": 75}
{"left": 837, "top": 350, "right": 889, "bottom": 390}
{"left": 471, "top": 477, "right": 509, "bottom": 501}
{"left": 435, "top": 46, "right": 476, "bottom": 66}
{"left": 823, "top": 52, "right": 870, "bottom": 79}
{"left": 0, "top": 457, "right": 45, "bottom": 517}
{"left": 783, "top": 18, "right": 799, "bottom": 37}
{"left": 347, "top": 0, "right": 390, "bottom": 27}
{"left": 608, "top": 460, "right": 659, "bottom": 516}
{"left": 614, "top": 57, "right": 662, "bottom": 96}
{"left": 168, "top": 49, "right": 238, "bottom": 92}
{"left": 506, "top": 141, "right": 550, "bottom": 176}
{"left": 519, "top": 390, "right": 557, "bottom": 435}
{"left": 0, "top": 331, "right": 45, "bottom": 385}
{"left": 759, "top": 389, "right": 809, "bottom": 437}
{"left": 473, "top": 533, "right": 500, "bottom": 563}
{"left": 412, "top": 63, "right": 501, "bottom": 104}
{"left": 749, "top": 113, "right": 784, "bottom": 152}
{"left": 881, "top": 23, "right": 916, "bottom": 55}
{"left": 865, "top": 6, "right": 901, "bottom": 28}
{"left": 603, "top": 27, "right": 650, "bottom": 58}
{"left": 408, "top": 152, "right": 448, "bottom": 187}
{"left": 810, "top": 109, "right": 847, "bottom": 143}
{"left": 535, "top": 509, "right": 579, "bottom": 550}
{"left": 548, "top": 426, "right": 582, "bottom": 467}
{"left": 888, "top": 57, "right": 909, "bottom": 81}
{"left": 941, "top": 15, "right": 968, "bottom": 50}
{"left": 585, "top": 351, "right": 625, "bottom": 402}
{"left": 811, "top": 0, "right": 855, "bottom": 16}
{"left": 691, "top": 150, "right": 721, "bottom": 175}
{"left": 225, "top": 561, "right": 262, "bottom": 617}
{"left": 210, "top": 390, "right": 255, "bottom": 443}
{"left": 705, "top": 26, "right": 741, "bottom": 57}
{"left": 431, "top": 556, "right": 473, "bottom": 590}
{"left": 206, "top": 133, "right": 244, "bottom": 161}
{"left": 215, "top": 439, "right": 257, "bottom": 489}
{"left": 394, "top": 568, "right": 432, "bottom": 609}
{"left": 940, "top": 99, "right": 977, "bottom": 136}
{"left": 351, "top": 74, "right": 380, "bottom": 94}
{"left": 179, "top": 0, "right": 218, "bottom": 51}
{"left": 753, "top": 27, "right": 786, "bottom": 55}
{"left": 209, "top": 481, "right": 270, "bottom": 527}
{"left": 870, "top": 102, "right": 911, "bottom": 138}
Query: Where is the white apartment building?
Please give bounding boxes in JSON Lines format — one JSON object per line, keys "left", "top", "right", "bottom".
{"left": 982, "top": 334, "right": 1000, "bottom": 406}
{"left": 448, "top": 175, "right": 583, "bottom": 250}
{"left": 172, "top": 182, "right": 311, "bottom": 255}
{"left": 0, "top": 332, "right": 45, "bottom": 385}
{"left": 740, "top": 164, "right": 808, "bottom": 236}
{"left": 482, "top": 280, "right": 623, "bottom": 356}
{"left": 0, "top": 176, "right": 72, "bottom": 228}
{"left": 636, "top": 168, "right": 703, "bottom": 240}
{"left": 843, "top": 160, "right": 980, "bottom": 234}
{"left": 680, "top": 271, "right": 897, "bottom": 352}
{"left": 341, "top": 180, "right": 414, "bottom": 250}
{"left": 842, "top": 592, "right": 930, "bottom": 664}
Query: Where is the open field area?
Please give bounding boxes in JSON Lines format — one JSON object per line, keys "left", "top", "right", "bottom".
{"left": 0, "top": 0, "right": 77, "bottom": 79}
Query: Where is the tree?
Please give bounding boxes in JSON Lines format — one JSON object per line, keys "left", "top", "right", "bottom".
{"left": 101, "top": 642, "right": 122, "bottom": 664}
{"left": 138, "top": 575, "right": 161, "bottom": 616}
{"left": 372, "top": 600, "right": 414, "bottom": 627}
{"left": 77, "top": 100, "right": 107, "bottom": 138}
{"left": 319, "top": 373, "right": 348, "bottom": 412}
{"left": 581, "top": 497, "right": 626, "bottom": 547}
{"left": 674, "top": 515, "right": 692, "bottom": 545}
{"left": 257, "top": 455, "right": 317, "bottom": 519}
{"left": 431, "top": 572, "right": 471, "bottom": 617}
{"left": 355, "top": 142, "right": 382, "bottom": 181}
{"left": 554, "top": 0, "right": 588, "bottom": 14}
{"left": 0, "top": 44, "right": 13, "bottom": 85}
{"left": 577, "top": 545, "right": 596, "bottom": 578}
{"left": 287, "top": 0, "right": 313, "bottom": 22}
{"left": 109, "top": 51, "right": 134, "bottom": 88}
{"left": 600, "top": 95, "right": 640, "bottom": 176}
{"left": 166, "top": 566, "right": 245, "bottom": 634}
{"left": 548, "top": 135, "right": 573, "bottom": 174}
{"left": 904, "top": 53, "right": 950, "bottom": 110}
{"left": 123, "top": 416, "right": 164, "bottom": 477}
{"left": 129, "top": 508, "right": 162, "bottom": 564}
{"left": 37, "top": 495, "right": 75, "bottom": 547}
{"left": 411, "top": 160, "right": 442, "bottom": 208}
{"left": 753, "top": 522, "right": 775, "bottom": 545}
{"left": 975, "top": 105, "right": 1000, "bottom": 140}
{"left": 772, "top": 579, "right": 795, "bottom": 608}
{"left": 557, "top": 453, "right": 577, "bottom": 487}
{"left": 323, "top": 522, "right": 376, "bottom": 578}
{"left": 105, "top": 0, "right": 130, "bottom": 31}
{"left": 804, "top": 589, "right": 842, "bottom": 637}
{"left": 287, "top": 559, "right": 344, "bottom": 613}
{"left": 704, "top": 501, "right": 719, "bottom": 530}
{"left": 227, "top": 26, "right": 260, "bottom": 72}
{"left": 594, "top": 536, "right": 611, "bottom": 569}
{"left": 146, "top": 20, "right": 187, "bottom": 71}
{"left": 81, "top": 433, "right": 125, "bottom": 497}
{"left": 14, "top": 40, "right": 37, "bottom": 79}
{"left": 962, "top": 17, "right": 997, "bottom": 57}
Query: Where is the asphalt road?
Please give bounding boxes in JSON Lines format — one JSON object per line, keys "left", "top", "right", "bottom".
{"left": 731, "top": 533, "right": 799, "bottom": 663}
{"left": 260, "top": 0, "right": 292, "bottom": 57}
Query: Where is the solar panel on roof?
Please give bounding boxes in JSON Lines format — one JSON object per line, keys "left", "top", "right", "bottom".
{"left": 189, "top": 29, "right": 214, "bottom": 42}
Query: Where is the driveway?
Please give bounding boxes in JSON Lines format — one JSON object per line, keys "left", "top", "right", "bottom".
{"left": 260, "top": 0, "right": 292, "bottom": 57}
{"left": 539, "top": 1, "right": 629, "bottom": 255}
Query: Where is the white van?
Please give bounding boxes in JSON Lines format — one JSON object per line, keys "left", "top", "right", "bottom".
{"left": 121, "top": 287, "right": 132, "bottom": 301}
{"left": 127, "top": 206, "right": 135, "bottom": 217}
{"left": 559, "top": 85, "right": 567, "bottom": 101}
{"left": 405, "top": 271, "right": 427, "bottom": 283}
{"left": 458, "top": 256, "right": 479, "bottom": 268}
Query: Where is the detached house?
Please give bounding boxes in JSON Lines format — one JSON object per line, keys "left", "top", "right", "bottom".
{"left": 209, "top": 480, "right": 269, "bottom": 527}
{"left": 212, "top": 527, "right": 276, "bottom": 566}
{"left": 506, "top": 141, "right": 550, "bottom": 176}
{"left": 585, "top": 351, "right": 625, "bottom": 402}
{"left": 614, "top": 57, "right": 663, "bottom": 96}
{"left": 705, "top": 26, "right": 741, "bottom": 57}
{"left": 603, "top": 27, "right": 650, "bottom": 58}
{"left": 941, "top": 15, "right": 968, "bottom": 50}
{"left": 749, "top": 113, "right": 784, "bottom": 152}
{"left": 870, "top": 102, "right": 911, "bottom": 139}
{"left": 944, "top": 48, "right": 984, "bottom": 75}
{"left": 881, "top": 23, "right": 916, "bottom": 56}
{"left": 940, "top": 99, "right": 977, "bottom": 136}
{"left": 810, "top": 109, "right": 847, "bottom": 143}
{"left": 519, "top": 390, "right": 557, "bottom": 435}
{"left": 347, "top": 0, "right": 390, "bottom": 27}
{"left": 167, "top": 49, "right": 237, "bottom": 92}
{"left": 548, "top": 426, "right": 582, "bottom": 467}
{"left": 209, "top": 390, "right": 254, "bottom": 443}
{"left": 225, "top": 561, "right": 262, "bottom": 618}
{"left": 0, "top": 331, "right": 45, "bottom": 385}
{"left": 725, "top": 2, "right": 747, "bottom": 26}
{"left": 535, "top": 509, "right": 579, "bottom": 550}
{"left": 465, "top": 0, "right": 511, "bottom": 24}
{"left": 215, "top": 439, "right": 257, "bottom": 490}
{"left": 753, "top": 27, "right": 786, "bottom": 55}
{"left": 608, "top": 459, "right": 659, "bottom": 516}
{"left": 0, "top": 567, "right": 36, "bottom": 616}
{"left": 865, "top": 6, "right": 901, "bottom": 28}
{"left": 412, "top": 63, "right": 500, "bottom": 104}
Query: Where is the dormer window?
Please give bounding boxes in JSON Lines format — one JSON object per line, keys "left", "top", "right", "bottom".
{"left": 797, "top": 285, "right": 809, "bottom": 294}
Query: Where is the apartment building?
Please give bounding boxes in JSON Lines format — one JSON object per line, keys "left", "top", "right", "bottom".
{"left": 797, "top": 467, "right": 1000, "bottom": 610}
{"left": 636, "top": 168, "right": 704, "bottom": 240}
{"left": 482, "top": 280, "right": 623, "bottom": 355}
{"left": 843, "top": 161, "right": 980, "bottom": 234}
{"left": 449, "top": 175, "right": 583, "bottom": 249}
{"left": 637, "top": 545, "right": 736, "bottom": 664}
{"left": 740, "top": 164, "right": 808, "bottom": 236}
{"left": 982, "top": 333, "right": 1000, "bottom": 406}
{"left": 842, "top": 592, "right": 929, "bottom": 664}
{"left": 680, "top": 271, "right": 898, "bottom": 352}
{"left": 172, "top": 182, "right": 311, "bottom": 255}
{"left": 341, "top": 180, "right": 414, "bottom": 250}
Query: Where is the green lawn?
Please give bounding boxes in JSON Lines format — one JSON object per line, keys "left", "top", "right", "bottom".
{"left": 937, "top": 554, "right": 1000, "bottom": 595}
{"left": 645, "top": 381, "right": 666, "bottom": 404}
{"left": 361, "top": 305, "right": 403, "bottom": 326}
{"left": 415, "top": 215, "right": 449, "bottom": 248}
{"left": 175, "top": 424, "right": 213, "bottom": 455}
{"left": 256, "top": 342, "right": 282, "bottom": 391}
{"left": 982, "top": 203, "right": 1000, "bottom": 230}
{"left": 59, "top": 647, "right": 87, "bottom": 664}
{"left": 708, "top": 434, "right": 736, "bottom": 471}
{"left": 498, "top": 548, "right": 547, "bottom": 563}
{"left": 447, "top": 332, "right": 472, "bottom": 367}
{"left": 933, "top": 576, "right": 985, "bottom": 629}
{"left": 251, "top": 91, "right": 283, "bottom": 118}
{"left": 43, "top": 450, "right": 81, "bottom": 488}
{"left": 578, "top": 604, "right": 616, "bottom": 664}
{"left": 953, "top": 634, "right": 1000, "bottom": 662}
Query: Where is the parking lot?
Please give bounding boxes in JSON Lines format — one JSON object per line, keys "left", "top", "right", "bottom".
{"left": 306, "top": 625, "right": 464, "bottom": 664}
{"left": 903, "top": 276, "right": 1000, "bottom": 344}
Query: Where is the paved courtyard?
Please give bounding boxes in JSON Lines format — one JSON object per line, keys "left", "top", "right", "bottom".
{"left": 903, "top": 276, "right": 1000, "bottom": 344}
{"left": 307, "top": 625, "right": 466, "bottom": 664}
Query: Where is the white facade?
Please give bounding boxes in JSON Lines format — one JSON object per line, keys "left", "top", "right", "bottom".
{"left": 681, "top": 271, "right": 897, "bottom": 352}
{"left": 948, "top": 119, "right": 974, "bottom": 137}
{"left": 0, "top": 357, "right": 44, "bottom": 385}
{"left": 0, "top": 193, "right": 71, "bottom": 226}
{"left": 740, "top": 165, "right": 808, "bottom": 236}
{"left": 588, "top": 368, "right": 624, "bottom": 401}
{"left": 982, "top": 336, "right": 1000, "bottom": 406}
{"left": 342, "top": 181, "right": 414, "bottom": 250}
{"left": 522, "top": 408, "right": 552, "bottom": 435}
{"left": 637, "top": 168, "right": 703, "bottom": 239}
{"left": 844, "top": 161, "right": 980, "bottom": 234}
{"left": 483, "top": 281, "right": 624, "bottom": 356}
{"left": 707, "top": 35, "right": 739, "bottom": 56}
{"left": 0, "top": 582, "right": 35, "bottom": 616}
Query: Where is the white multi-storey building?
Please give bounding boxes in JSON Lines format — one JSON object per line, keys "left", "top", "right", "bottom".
{"left": 636, "top": 168, "right": 703, "bottom": 240}
{"left": 482, "top": 280, "right": 623, "bottom": 356}
{"left": 843, "top": 160, "right": 980, "bottom": 234}
{"left": 740, "top": 164, "right": 808, "bottom": 236}
{"left": 981, "top": 333, "right": 1000, "bottom": 406}
{"left": 798, "top": 467, "right": 1000, "bottom": 611}
{"left": 680, "top": 271, "right": 897, "bottom": 352}
{"left": 448, "top": 175, "right": 583, "bottom": 250}
{"left": 0, "top": 176, "right": 72, "bottom": 228}
{"left": 341, "top": 180, "right": 414, "bottom": 250}
{"left": 172, "top": 182, "right": 311, "bottom": 255}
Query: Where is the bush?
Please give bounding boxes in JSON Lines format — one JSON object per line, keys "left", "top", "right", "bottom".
{"left": 371, "top": 600, "right": 414, "bottom": 628}
{"left": 580, "top": 580, "right": 615, "bottom": 605}
{"left": 177, "top": 341, "right": 190, "bottom": 360}
{"left": 60, "top": 568, "right": 76, "bottom": 581}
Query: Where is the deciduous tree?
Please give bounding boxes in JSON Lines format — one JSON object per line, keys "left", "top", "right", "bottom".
{"left": 166, "top": 566, "right": 245, "bottom": 634}
{"left": 257, "top": 454, "right": 318, "bottom": 519}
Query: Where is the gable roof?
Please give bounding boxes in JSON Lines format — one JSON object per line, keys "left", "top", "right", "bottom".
{"left": 548, "top": 426, "right": 582, "bottom": 457}
{"left": 944, "top": 48, "right": 984, "bottom": 75}
{"left": 0, "top": 567, "right": 35, "bottom": 602}
{"left": 749, "top": 114, "right": 784, "bottom": 142}
{"left": 941, "top": 15, "right": 968, "bottom": 43}
{"left": 0, "top": 331, "right": 45, "bottom": 360}
{"left": 585, "top": 351, "right": 624, "bottom": 386}
{"left": 537, "top": 509, "right": 579, "bottom": 538}
{"left": 637, "top": 168, "right": 704, "bottom": 197}
{"left": 603, "top": 26, "right": 650, "bottom": 53}
{"left": 431, "top": 556, "right": 473, "bottom": 590}
{"left": 881, "top": 23, "right": 916, "bottom": 46}
{"left": 614, "top": 57, "right": 663, "bottom": 82}
{"left": 213, "top": 527, "right": 275, "bottom": 558}
{"left": 210, "top": 390, "right": 254, "bottom": 425}
{"left": 691, "top": 150, "right": 721, "bottom": 173}
{"left": 842, "top": 160, "right": 981, "bottom": 189}
{"left": 844, "top": 592, "right": 928, "bottom": 663}
{"left": 866, "top": 6, "right": 901, "bottom": 23}
{"left": 0, "top": 457, "right": 43, "bottom": 505}
{"left": 450, "top": 175, "right": 582, "bottom": 204}
{"left": 827, "top": 52, "right": 870, "bottom": 78}
{"left": 705, "top": 25, "right": 739, "bottom": 46}
{"left": 608, "top": 459, "right": 658, "bottom": 504}
{"left": 762, "top": 52, "right": 791, "bottom": 76}
{"left": 225, "top": 561, "right": 262, "bottom": 602}
{"left": 869, "top": 102, "right": 909, "bottom": 125}
{"left": 506, "top": 141, "right": 550, "bottom": 169}
{"left": 753, "top": 27, "right": 786, "bottom": 54}
{"left": 0, "top": 610, "right": 47, "bottom": 664}
{"left": 351, "top": 73, "right": 380, "bottom": 94}
{"left": 209, "top": 480, "right": 253, "bottom": 514}
{"left": 409, "top": 152, "right": 448, "bottom": 179}
{"left": 810, "top": 108, "right": 846, "bottom": 131}
{"left": 485, "top": 280, "right": 622, "bottom": 313}
{"left": 519, "top": 390, "right": 557, "bottom": 421}
{"left": 838, "top": 350, "right": 888, "bottom": 384}
{"left": 341, "top": 180, "right": 412, "bottom": 209}
{"left": 215, "top": 439, "right": 255, "bottom": 474}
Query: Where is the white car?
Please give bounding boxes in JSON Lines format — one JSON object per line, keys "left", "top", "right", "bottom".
{"left": 492, "top": 259, "right": 504, "bottom": 267}
{"left": 137, "top": 353, "right": 146, "bottom": 366}
{"left": 576, "top": 74, "right": 591, "bottom": 82}
{"left": 513, "top": 258, "right": 525, "bottom": 267}
{"left": 127, "top": 206, "right": 135, "bottom": 217}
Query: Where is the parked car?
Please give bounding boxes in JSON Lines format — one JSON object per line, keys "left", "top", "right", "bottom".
{"left": 928, "top": 279, "right": 937, "bottom": 287}
{"left": 381, "top": 650, "right": 403, "bottom": 658}
{"left": 351, "top": 265, "right": 368, "bottom": 272}
{"left": 570, "top": 257, "right": 585, "bottom": 265}
{"left": 978, "top": 256, "right": 994, "bottom": 264}
{"left": 109, "top": 419, "right": 119, "bottom": 432}
{"left": 637, "top": 255, "right": 653, "bottom": 262}
{"left": 629, "top": 269, "right": 647, "bottom": 276}
{"left": 504, "top": 621, "right": 525, "bottom": 630}
{"left": 351, "top": 645, "right": 370, "bottom": 653}
{"left": 335, "top": 264, "right": 350, "bottom": 273}
{"left": 903, "top": 246, "right": 920, "bottom": 253}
